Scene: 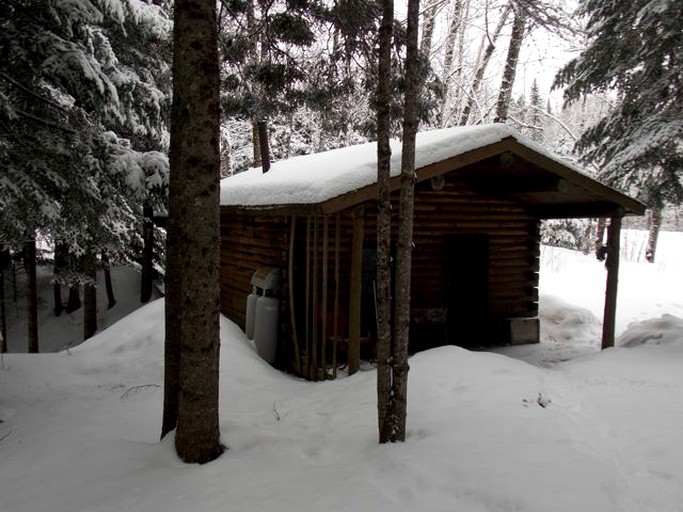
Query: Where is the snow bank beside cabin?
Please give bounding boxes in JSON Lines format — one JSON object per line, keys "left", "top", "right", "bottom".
{"left": 618, "top": 314, "right": 683, "bottom": 348}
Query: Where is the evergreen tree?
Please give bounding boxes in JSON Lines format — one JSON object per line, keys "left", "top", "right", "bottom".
{"left": 218, "top": 0, "right": 326, "bottom": 167}
{"left": 0, "top": 0, "right": 170, "bottom": 273}
{"left": 218, "top": 0, "right": 440, "bottom": 171}
{"left": 1, "top": 0, "right": 171, "bottom": 345}
{"left": 554, "top": 0, "right": 683, "bottom": 207}
{"left": 529, "top": 78, "right": 543, "bottom": 141}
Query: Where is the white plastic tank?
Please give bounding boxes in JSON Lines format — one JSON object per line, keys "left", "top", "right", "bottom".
{"left": 253, "top": 295, "right": 279, "bottom": 364}
{"left": 245, "top": 287, "right": 259, "bottom": 340}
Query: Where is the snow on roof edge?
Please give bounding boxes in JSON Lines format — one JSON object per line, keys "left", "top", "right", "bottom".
{"left": 219, "top": 124, "right": 585, "bottom": 209}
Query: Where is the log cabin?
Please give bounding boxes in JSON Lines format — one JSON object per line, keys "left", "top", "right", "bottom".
{"left": 219, "top": 124, "right": 645, "bottom": 378}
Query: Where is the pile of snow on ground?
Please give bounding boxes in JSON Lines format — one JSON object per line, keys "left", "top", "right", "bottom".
{"left": 2, "top": 232, "right": 683, "bottom": 512}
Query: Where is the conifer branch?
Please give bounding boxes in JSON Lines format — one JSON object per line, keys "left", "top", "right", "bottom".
{"left": 15, "top": 110, "right": 76, "bottom": 134}
{"left": 0, "top": 73, "right": 68, "bottom": 113}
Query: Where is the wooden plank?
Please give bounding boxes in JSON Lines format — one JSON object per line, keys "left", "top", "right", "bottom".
{"left": 305, "top": 216, "right": 311, "bottom": 379}
{"left": 348, "top": 205, "right": 364, "bottom": 375}
{"left": 312, "top": 217, "right": 319, "bottom": 380}
{"left": 321, "top": 216, "right": 329, "bottom": 377}
{"left": 333, "top": 213, "right": 340, "bottom": 379}
{"left": 288, "top": 216, "right": 301, "bottom": 375}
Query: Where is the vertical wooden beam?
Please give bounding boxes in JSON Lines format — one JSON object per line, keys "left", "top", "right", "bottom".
{"left": 312, "top": 217, "right": 319, "bottom": 381}
{"left": 348, "top": 205, "right": 365, "bottom": 375}
{"left": 288, "top": 216, "right": 302, "bottom": 375}
{"left": 321, "top": 216, "right": 329, "bottom": 378}
{"left": 601, "top": 216, "right": 622, "bottom": 349}
{"left": 332, "top": 213, "right": 341, "bottom": 379}
{"left": 304, "top": 216, "right": 311, "bottom": 379}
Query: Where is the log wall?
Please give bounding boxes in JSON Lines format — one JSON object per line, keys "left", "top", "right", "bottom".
{"left": 220, "top": 171, "right": 540, "bottom": 351}
{"left": 409, "top": 176, "right": 539, "bottom": 319}
{"left": 219, "top": 213, "right": 289, "bottom": 328}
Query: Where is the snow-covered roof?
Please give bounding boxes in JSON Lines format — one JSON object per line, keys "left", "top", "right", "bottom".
{"left": 220, "top": 124, "right": 645, "bottom": 217}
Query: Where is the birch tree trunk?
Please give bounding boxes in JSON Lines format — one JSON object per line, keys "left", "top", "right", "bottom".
{"left": 165, "top": 0, "right": 223, "bottom": 464}
{"left": 437, "top": 0, "right": 464, "bottom": 126}
{"left": 420, "top": 0, "right": 439, "bottom": 57}
{"left": 460, "top": 3, "right": 511, "bottom": 124}
{"left": 376, "top": 0, "right": 394, "bottom": 444}
{"left": 389, "top": 0, "right": 420, "bottom": 443}
{"left": 494, "top": 9, "right": 526, "bottom": 123}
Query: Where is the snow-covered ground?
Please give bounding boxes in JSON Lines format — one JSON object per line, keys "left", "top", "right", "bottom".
{"left": 3, "top": 264, "right": 160, "bottom": 353}
{"left": 1, "top": 230, "right": 683, "bottom": 512}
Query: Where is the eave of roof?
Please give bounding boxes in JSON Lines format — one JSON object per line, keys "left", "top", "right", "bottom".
{"left": 220, "top": 126, "right": 645, "bottom": 219}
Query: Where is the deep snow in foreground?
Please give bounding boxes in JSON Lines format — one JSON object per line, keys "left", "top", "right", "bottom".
{"left": 1, "top": 232, "right": 683, "bottom": 512}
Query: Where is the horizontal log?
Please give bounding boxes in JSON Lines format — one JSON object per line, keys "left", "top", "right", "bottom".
{"left": 490, "top": 288, "right": 539, "bottom": 301}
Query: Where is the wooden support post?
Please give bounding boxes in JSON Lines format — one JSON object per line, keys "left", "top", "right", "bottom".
{"left": 332, "top": 213, "right": 340, "bottom": 379}
{"left": 321, "top": 216, "right": 329, "bottom": 378}
{"left": 601, "top": 216, "right": 622, "bottom": 349}
{"left": 288, "top": 216, "right": 302, "bottom": 375}
{"left": 348, "top": 205, "right": 365, "bottom": 375}
{"left": 304, "top": 217, "right": 311, "bottom": 379}
{"left": 312, "top": 217, "right": 319, "bottom": 381}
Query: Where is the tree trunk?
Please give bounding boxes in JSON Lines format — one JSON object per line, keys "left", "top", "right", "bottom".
{"left": 141, "top": 203, "right": 154, "bottom": 303}
{"left": 645, "top": 208, "right": 662, "bottom": 263}
{"left": 66, "top": 285, "right": 81, "bottom": 313}
{"left": 601, "top": 216, "right": 622, "bottom": 349}
{"left": 12, "top": 258, "right": 17, "bottom": 303}
{"left": 83, "top": 251, "right": 97, "bottom": 340}
{"left": 0, "top": 248, "right": 8, "bottom": 353}
{"left": 419, "top": 0, "right": 438, "bottom": 57}
{"left": 166, "top": 0, "right": 223, "bottom": 464}
{"left": 460, "top": 3, "right": 511, "bottom": 125}
{"left": 494, "top": 9, "right": 526, "bottom": 123}
{"left": 257, "top": 120, "right": 271, "bottom": 173}
{"left": 437, "top": 0, "right": 464, "bottom": 126}
{"left": 595, "top": 217, "right": 607, "bottom": 258}
{"left": 53, "top": 282, "right": 63, "bottom": 317}
{"left": 162, "top": 225, "right": 181, "bottom": 438}
{"left": 25, "top": 235, "right": 38, "bottom": 353}
{"left": 252, "top": 120, "right": 262, "bottom": 167}
{"left": 389, "top": 0, "right": 420, "bottom": 443}
{"left": 101, "top": 251, "right": 116, "bottom": 309}
{"left": 220, "top": 129, "right": 233, "bottom": 177}
{"left": 53, "top": 243, "right": 69, "bottom": 317}
{"left": 376, "top": 0, "right": 394, "bottom": 444}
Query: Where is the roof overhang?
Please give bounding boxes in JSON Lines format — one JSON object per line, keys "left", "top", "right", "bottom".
{"left": 221, "top": 135, "right": 645, "bottom": 219}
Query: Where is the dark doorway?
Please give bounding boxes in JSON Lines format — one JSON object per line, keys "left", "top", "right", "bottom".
{"left": 445, "top": 234, "right": 490, "bottom": 349}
